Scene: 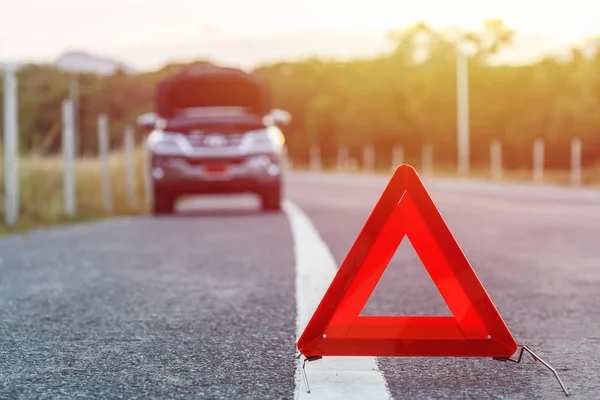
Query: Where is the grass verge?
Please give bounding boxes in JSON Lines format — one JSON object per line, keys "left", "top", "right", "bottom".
{"left": 0, "top": 149, "right": 149, "bottom": 236}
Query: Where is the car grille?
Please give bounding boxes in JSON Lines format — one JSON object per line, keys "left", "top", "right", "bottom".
{"left": 153, "top": 155, "right": 246, "bottom": 167}
{"left": 185, "top": 133, "right": 244, "bottom": 148}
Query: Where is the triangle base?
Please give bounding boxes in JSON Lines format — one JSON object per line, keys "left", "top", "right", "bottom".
{"left": 299, "top": 338, "right": 517, "bottom": 358}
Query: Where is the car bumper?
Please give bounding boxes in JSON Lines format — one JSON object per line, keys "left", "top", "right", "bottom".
{"left": 150, "top": 153, "right": 282, "bottom": 194}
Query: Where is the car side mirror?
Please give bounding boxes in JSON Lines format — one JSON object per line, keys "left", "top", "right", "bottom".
{"left": 269, "top": 109, "right": 292, "bottom": 126}
{"left": 136, "top": 112, "right": 159, "bottom": 129}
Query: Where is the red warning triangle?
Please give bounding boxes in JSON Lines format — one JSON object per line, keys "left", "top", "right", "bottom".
{"left": 297, "top": 164, "right": 517, "bottom": 358}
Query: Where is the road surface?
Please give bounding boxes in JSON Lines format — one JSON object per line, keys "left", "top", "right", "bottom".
{"left": 1, "top": 171, "right": 599, "bottom": 399}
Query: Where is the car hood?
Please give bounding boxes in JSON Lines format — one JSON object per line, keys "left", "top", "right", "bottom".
{"left": 156, "top": 65, "right": 273, "bottom": 119}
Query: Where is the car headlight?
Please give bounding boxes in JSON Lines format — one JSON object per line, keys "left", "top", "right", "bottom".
{"left": 147, "top": 130, "right": 184, "bottom": 155}
{"left": 266, "top": 126, "right": 285, "bottom": 146}
{"left": 242, "top": 127, "right": 285, "bottom": 150}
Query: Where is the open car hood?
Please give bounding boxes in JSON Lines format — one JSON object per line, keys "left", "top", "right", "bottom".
{"left": 156, "top": 65, "right": 273, "bottom": 119}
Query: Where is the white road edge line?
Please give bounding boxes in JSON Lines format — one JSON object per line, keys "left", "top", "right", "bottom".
{"left": 283, "top": 200, "right": 392, "bottom": 400}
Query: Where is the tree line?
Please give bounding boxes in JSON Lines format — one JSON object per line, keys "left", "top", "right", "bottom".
{"left": 2, "top": 20, "right": 600, "bottom": 171}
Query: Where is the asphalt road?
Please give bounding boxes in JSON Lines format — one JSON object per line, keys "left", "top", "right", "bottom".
{"left": 2, "top": 170, "right": 600, "bottom": 399}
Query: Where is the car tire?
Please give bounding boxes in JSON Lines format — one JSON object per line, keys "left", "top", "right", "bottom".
{"left": 152, "top": 188, "right": 176, "bottom": 215}
{"left": 260, "top": 182, "right": 282, "bottom": 212}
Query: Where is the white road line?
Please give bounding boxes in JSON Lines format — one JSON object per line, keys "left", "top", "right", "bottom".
{"left": 283, "top": 200, "right": 391, "bottom": 400}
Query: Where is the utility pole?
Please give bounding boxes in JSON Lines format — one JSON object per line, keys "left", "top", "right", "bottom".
{"left": 456, "top": 48, "right": 470, "bottom": 177}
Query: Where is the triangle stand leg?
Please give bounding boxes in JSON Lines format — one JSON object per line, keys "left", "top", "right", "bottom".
{"left": 494, "top": 345, "right": 570, "bottom": 397}
{"left": 296, "top": 354, "right": 321, "bottom": 394}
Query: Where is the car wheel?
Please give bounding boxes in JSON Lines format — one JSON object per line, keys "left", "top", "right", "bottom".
{"left": 260, "top": 182, "right": 282, "bottom": 212}
{"left": 152, "top": 188, "right": 176, "bottom": 215}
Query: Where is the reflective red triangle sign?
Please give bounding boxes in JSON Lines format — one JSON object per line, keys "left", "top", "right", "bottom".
{"left": 297, "top": 164, "right": 517, "bottom": 358}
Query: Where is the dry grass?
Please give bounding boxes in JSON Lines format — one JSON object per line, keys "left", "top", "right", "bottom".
{"left": 0, "top": 149, "right": 149, "bottom": 235}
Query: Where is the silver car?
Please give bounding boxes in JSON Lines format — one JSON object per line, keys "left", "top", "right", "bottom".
{"left": 139, "top": 65, "right": 290, "bottom": 215}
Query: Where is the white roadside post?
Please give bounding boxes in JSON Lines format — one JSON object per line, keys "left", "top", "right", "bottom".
{"left": 309, "top": 146, "right": 321, "bottom": 172}
{"left": 337, "top": 146, "right": 348, "bottom": 172}
{"left": 391, "top": 146, "right": 404, "bottom": 171}
{"left": 457, "top": 48, "right": 470, "bottom": 177}
{"left": 422, "top": 144, "right": 433, "bottom": 176}
{"left": 571, "top": 138, "right": 582, "bottom": 186}
{"left": 490, "top": 140, "right": 502, "bottom": 181}
{"left": 363, "top": 145, "right": 375, "bottom": 173}
{"left": 3, "top": 66, "right": 19, "bottom": 227}
{"left": 136, "top": 113, "right": 155, "bottom": 205}
{"left": 533, "top": 138, "right": 544, "bottom": 184}
{"left": 124, "top": 124, "right": 137, "bottom": 207}
{"left": 142, "top": 135, "right": 152, "bottom": 205}
{"left": 97, "top": 114, "right": 113, "bottom": 212}
{"left": 282, "top": 145, "right": 291, "bottom": 170}
{"left": 61, "top": 99, "right": 76, "bottom": 216}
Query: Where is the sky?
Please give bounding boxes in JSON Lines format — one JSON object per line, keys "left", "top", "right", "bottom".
{"left": 2, "top": 0, "right": 600, "bottom": 70}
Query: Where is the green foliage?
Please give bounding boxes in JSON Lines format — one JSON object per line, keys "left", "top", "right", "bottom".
{"left": 2, "top": 21, "right": 600, "bottom": 171}
{"left": 257, "top": 21, "right": 600, "bottom": 170}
